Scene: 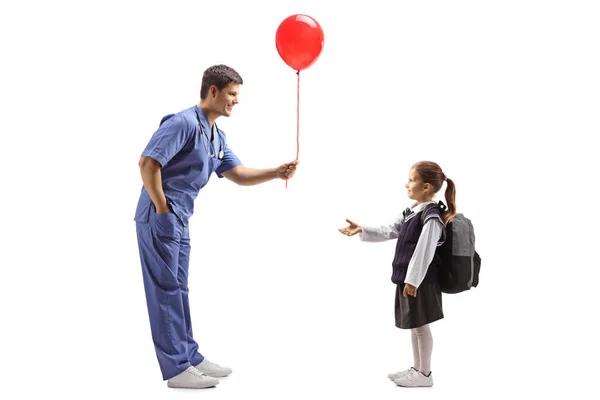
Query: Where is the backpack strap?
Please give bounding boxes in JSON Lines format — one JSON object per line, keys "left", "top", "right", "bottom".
{"left": 420, "top": 200, "right": 447, "bottom": 225}
{"left": 420, "top": 201, "right": 448, "bottom": 245}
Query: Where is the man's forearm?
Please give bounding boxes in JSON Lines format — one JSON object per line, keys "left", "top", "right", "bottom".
{"left": 139, "top": 157, "right": 169, "bottom": 212}
{"left": 234, "top": 167, "right": 278, "bottom": 186}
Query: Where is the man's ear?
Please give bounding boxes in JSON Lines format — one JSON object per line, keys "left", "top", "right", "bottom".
{"left": 210, "top": 85, "right": 218, "bottom": 98}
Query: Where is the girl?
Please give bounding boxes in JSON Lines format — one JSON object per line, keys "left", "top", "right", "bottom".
{"left": 338, "top": 161, "right": 456, "bottom": 388}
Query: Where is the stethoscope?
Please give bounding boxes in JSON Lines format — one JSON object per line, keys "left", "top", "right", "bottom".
{"left": 195, "top": 107, "right": 224, "bottom": 160}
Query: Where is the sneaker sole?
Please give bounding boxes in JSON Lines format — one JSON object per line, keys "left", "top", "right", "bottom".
{"left": 394, "top": 382, "right": 433, "bottom": 388}
{"left": 167, "top": 381, "right": 219, "bottom": 389}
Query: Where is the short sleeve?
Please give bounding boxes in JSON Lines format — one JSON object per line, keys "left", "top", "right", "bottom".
{"left": 141, "top": 114, "right": 192, "bottom": 167}
{"left": 215, "top": 131, "right": 242, "bottom": 178}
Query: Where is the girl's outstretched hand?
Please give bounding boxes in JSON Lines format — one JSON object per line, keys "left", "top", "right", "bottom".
{"left": 338, "top": 219, "right": 362, "bottom": 236}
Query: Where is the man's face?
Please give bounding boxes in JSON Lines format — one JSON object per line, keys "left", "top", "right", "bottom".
{"left": 210, "top": 82, "right": 240, "bottom": 117}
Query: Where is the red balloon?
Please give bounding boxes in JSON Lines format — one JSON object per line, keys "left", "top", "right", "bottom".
{"left": 276, "top": 14, "right": 324, "bottom": 71}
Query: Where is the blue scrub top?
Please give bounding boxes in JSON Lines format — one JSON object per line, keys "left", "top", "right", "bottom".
{"left": 134, "top": 105, "right": 242, "bottom": 226}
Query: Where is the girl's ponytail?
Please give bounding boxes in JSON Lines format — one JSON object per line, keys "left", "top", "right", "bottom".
{"left": 444, "top": 177, "right": 457, "bottom": 224}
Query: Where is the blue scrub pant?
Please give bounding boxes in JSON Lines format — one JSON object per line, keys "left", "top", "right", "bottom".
{"left": 136, "top": 209, "right": 204, "bottom": 380}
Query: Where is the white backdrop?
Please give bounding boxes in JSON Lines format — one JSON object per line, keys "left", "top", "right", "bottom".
{"left": 1, "top": 0, "right": 599, "bottom": 399}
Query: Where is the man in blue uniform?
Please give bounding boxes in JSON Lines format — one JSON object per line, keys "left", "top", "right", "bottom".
{"left": 134, "top": 64, "right": 298, "bottom": 389}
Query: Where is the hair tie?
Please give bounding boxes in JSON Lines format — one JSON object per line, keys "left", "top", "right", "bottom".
{"left": 442, "top": 172, "right": 447, "bottom": 181}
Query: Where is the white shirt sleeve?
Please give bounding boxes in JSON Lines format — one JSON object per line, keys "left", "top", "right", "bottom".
{"left": 359, "top": 214, "right": 404, "bottom": 242}
{"left": 404, "top": 218, "right": 444, "bottom": 288}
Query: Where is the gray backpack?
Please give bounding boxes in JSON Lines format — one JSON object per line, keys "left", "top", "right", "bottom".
{"left": 422, "top": 202, "right": 481, "bottom": 294}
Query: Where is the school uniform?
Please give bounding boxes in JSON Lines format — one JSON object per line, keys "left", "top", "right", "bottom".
{"left": 360, "top": 201, "right": 446, "bottom": 329}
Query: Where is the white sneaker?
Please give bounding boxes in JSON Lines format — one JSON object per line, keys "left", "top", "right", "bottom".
{"left": 394, "top": 370, "right": 434, "bottom": 387}
{"left": 167, "top": 366, "right": 219, "bottom": 389}
{"left": 388, "top": 367, "right": 418, "bottom": 381}
{"left": 195, "top": 359, "right": 232, "bottom": 378}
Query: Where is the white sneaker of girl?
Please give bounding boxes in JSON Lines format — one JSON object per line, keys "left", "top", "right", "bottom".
{"left": 394, "top": 369, "right": 434, "bottom": 387}
{"left": 388, "top": 367, "right": 418, "bottom": 381}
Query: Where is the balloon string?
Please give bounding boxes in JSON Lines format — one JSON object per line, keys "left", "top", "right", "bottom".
{"left": 286, "top": 70, "right": 300, "bottom": 189}
{"left": 296, "top": 69, "right": 300, "bottom": 160}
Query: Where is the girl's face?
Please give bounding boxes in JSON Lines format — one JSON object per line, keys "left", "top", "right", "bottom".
{"left": 405, "top": 168, "right": 432, "bottom": 203}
